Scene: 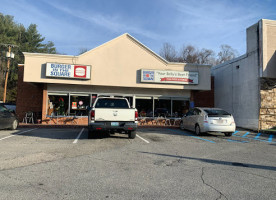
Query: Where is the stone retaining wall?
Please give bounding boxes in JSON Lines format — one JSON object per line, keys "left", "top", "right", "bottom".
{"left": 260, "top": 78, "right": 276, "bottom": 130}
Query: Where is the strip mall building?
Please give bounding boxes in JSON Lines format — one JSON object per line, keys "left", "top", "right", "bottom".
{"left": 16, "top": 33, "right": 213, "bottom": 125}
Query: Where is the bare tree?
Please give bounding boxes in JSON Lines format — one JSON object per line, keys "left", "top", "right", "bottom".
{"left": 198, "top": 48, "right": 215, "bottom": 65}
{"left": 159, "top": 43, "right": 177, "bottom": 62}
{"left": 179, "top": 45, "right": 215, "bottom": 64}
{"left": 216, "top": 44, "right": 239, "bottom": 64}
{"left": 78, "top": 47, "right": 89, "bottom": 55}
{"left": 159, "top": 43, "right": 238, "bottom": 66}
{"left": 180, "top": 45, "right": 199, "bottom": 63}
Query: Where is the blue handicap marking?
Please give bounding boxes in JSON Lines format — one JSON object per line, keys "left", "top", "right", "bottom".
{"left": 255, "top": 133, "right": 262, "bottom": 139}
{"left": 242, "top": 132, "right": 250, "bottom": 137}
{"left": 233, "top": 131, "right": 239, "bottom": 135}
{"left": 268, "top": 135, "right": 274, "bottom": 142}
{"left": 168, "top": 129, "right": 216, "bottom": 144}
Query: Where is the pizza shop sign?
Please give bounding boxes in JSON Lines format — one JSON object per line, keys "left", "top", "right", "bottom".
{"left": 46, "top": 63, "right": 91, "bottom": 79}
{"left": 141, "top": 69, "right": 198, "bottom": 85}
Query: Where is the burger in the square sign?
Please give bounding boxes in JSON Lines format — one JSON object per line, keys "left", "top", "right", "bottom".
{"left": 46, "top": 63, "right": 91, "bottom": 79}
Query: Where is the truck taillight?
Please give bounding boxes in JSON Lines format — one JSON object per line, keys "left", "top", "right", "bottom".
{"left": 135, "top": 111, "right": 138, "bottom": 121}
{"left": 91, "top": 110, "right": 95, "bottom": 120}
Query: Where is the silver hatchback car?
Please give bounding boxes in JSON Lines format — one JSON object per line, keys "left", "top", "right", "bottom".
{"left": 180, "top": 107, "right": 236, "bottom": 136}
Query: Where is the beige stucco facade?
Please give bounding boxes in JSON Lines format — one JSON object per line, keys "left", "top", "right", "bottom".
{"left": 261, "top": 19, "right": 276, "bottom": 78}
{"left": 19, "top": 33, "right": 212, "bottom": 125}
{"left": 23, "top": 34, "right": 211, "bottom": 92}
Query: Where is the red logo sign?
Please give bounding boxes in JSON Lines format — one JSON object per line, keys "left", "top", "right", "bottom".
{"left": 160, "top": 77, "right": 193, "bottom": 83}
{"left": 74, "top": 66, "right": 87, "bottom": 78}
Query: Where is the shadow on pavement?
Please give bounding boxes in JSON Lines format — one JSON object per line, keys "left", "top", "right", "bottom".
{"left": 139, "top": 151, "right": 276, "bottom": 171}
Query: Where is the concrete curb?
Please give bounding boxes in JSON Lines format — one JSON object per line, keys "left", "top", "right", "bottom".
{"left": 259, "top": 130, "right": 276, "bottom": 135}
{"left": 18, "top": 124, "right": 180, "bottom": 129}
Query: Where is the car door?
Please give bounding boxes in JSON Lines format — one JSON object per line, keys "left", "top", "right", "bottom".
{"left": 189, "top": 108, "right": 201, "bottom": 131}
{"left": 0, "top": 105, "right": 11, "bottom": 129}
{"left": 182, "top": 109, "right": 194, "bottom": 131}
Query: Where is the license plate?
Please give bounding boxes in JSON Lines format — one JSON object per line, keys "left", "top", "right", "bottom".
{"left": 111, "top": 122, "right": 119, "bottom": 126}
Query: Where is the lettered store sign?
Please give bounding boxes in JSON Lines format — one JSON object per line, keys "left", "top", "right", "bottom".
{"left": 141, "top": 69, "right": 198, "bottom": 85}
{"left": 46, "top": 63, "right": 91, "bottom": 79}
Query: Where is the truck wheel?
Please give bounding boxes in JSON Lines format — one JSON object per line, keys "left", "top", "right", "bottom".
{"left": 88, "top": 130, "right": 97, "bottom": 139}
{"left": 128, "top": 131, "right": 136, "bottom": 139}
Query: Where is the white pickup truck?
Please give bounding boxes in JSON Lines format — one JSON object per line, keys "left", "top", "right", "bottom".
{"left": 88, "top": 97, "right": 138, "bottom": 139}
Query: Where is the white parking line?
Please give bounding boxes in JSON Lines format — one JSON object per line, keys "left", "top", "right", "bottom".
{"left": 73, "top": 128, "right": 84, "bottom": 144}
{"left": 137, "top": 134, "right": 150, "bottom": 143}
{"left": 0, "top": 128, "right": 39, "bottom": 141}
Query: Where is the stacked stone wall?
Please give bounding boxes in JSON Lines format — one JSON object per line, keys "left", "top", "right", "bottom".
{"left": 260, "top": 79, "right": 276, "bottom": 130}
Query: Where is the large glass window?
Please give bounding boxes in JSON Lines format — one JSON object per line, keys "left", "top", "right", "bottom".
{"left": 48, "top": 94, "right": 69, "bottom": 116}
{"left": 70, "top": 94, "right": 90, "bottom": 116}
{"left": 136, "top": 98, "right": 153, "bottom": 117}
{"left": 154, "top": 99, "right": 171, "bottom": 117}
{"left": 172, "top": 100, "right": 189, "bottom": 117}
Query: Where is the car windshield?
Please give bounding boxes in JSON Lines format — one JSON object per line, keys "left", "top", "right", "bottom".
{"left": 204, "top": 109, "right": 231, "bottom": 117}
{"left": 95, "top": 99, "right": 129, "bottom": 108}
{"left": 0, "top": 105, "right": 9, "bottom": 112}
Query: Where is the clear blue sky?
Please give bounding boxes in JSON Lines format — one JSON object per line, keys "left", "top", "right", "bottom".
{"left": 1, "top": 0, "right": 276, "bottom": 56}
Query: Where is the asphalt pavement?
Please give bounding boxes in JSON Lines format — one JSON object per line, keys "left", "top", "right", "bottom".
{"left": 0, "top": 128, "right": 275, "bottom": 200}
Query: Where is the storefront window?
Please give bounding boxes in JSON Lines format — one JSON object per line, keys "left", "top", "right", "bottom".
{"left": 48, "top": 94, "right": 69, "bottom": 116}
{"left": 136, "top": 98, "right": 153, "bottom": 117}
{"left": 70, "top": 94, "right": 90, "bottom": 116}
{"left": 154, "top": 99, "right": 171, "bottom": 117}
{"left": 136, "top": 97, "right": 189, "bottom": 118}
{"left": 172, "top": 100, "right": 189, "bottom": 117}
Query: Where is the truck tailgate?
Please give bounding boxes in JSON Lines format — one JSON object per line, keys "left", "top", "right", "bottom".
{"left": 94, "top": 108, "right": 136, "bottom": 121}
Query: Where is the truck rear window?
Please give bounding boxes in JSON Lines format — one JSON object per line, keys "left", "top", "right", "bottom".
{"left": 95, "top": 99, "right": 129, "bottom": 108}
{"left": 204, "top": 109, "right": 231, "bottom": 117}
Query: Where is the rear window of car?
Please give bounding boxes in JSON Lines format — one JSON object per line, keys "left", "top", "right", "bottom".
{"left": 95, "top": 99, "right": 129, "bottom": 108}
{"left": 204, "top": 109, "right": 231, "bottom": 117}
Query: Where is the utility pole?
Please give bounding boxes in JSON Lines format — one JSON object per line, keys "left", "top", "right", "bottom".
{"left": 1, "top": 44, "right": 17, "bottom": 103}
{"left": 3, "top": 45, "right": 11, "bottom": 103}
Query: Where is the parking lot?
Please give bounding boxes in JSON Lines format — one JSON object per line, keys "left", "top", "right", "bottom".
{"left": 0, "top": 127, "right": 275, "bottom": 200}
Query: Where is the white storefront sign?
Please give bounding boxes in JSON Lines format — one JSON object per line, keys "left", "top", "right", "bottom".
{"left": 141, "top": 69, "right": 198, "bottom": 85}
{"left": 46, "top": 63, "right": 91, "bottom": 79}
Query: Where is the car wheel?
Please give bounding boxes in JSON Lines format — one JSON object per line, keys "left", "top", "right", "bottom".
{"left": 195, "top": 124, "right": 201, "bottom": 136}
{"left": 224, "top": 132, "right": 232, "bottom": 137}
{"left": 88, "top": 130, "right": 97, "bottom": 139}
{"left": 128, "top": 131, "right": 136, "bottom": 139}
{"left": 10, "top": 120, "right": 18, "bottom": 130}
{"left": 180, "top": 121, "right": 184, "bottom": 130}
